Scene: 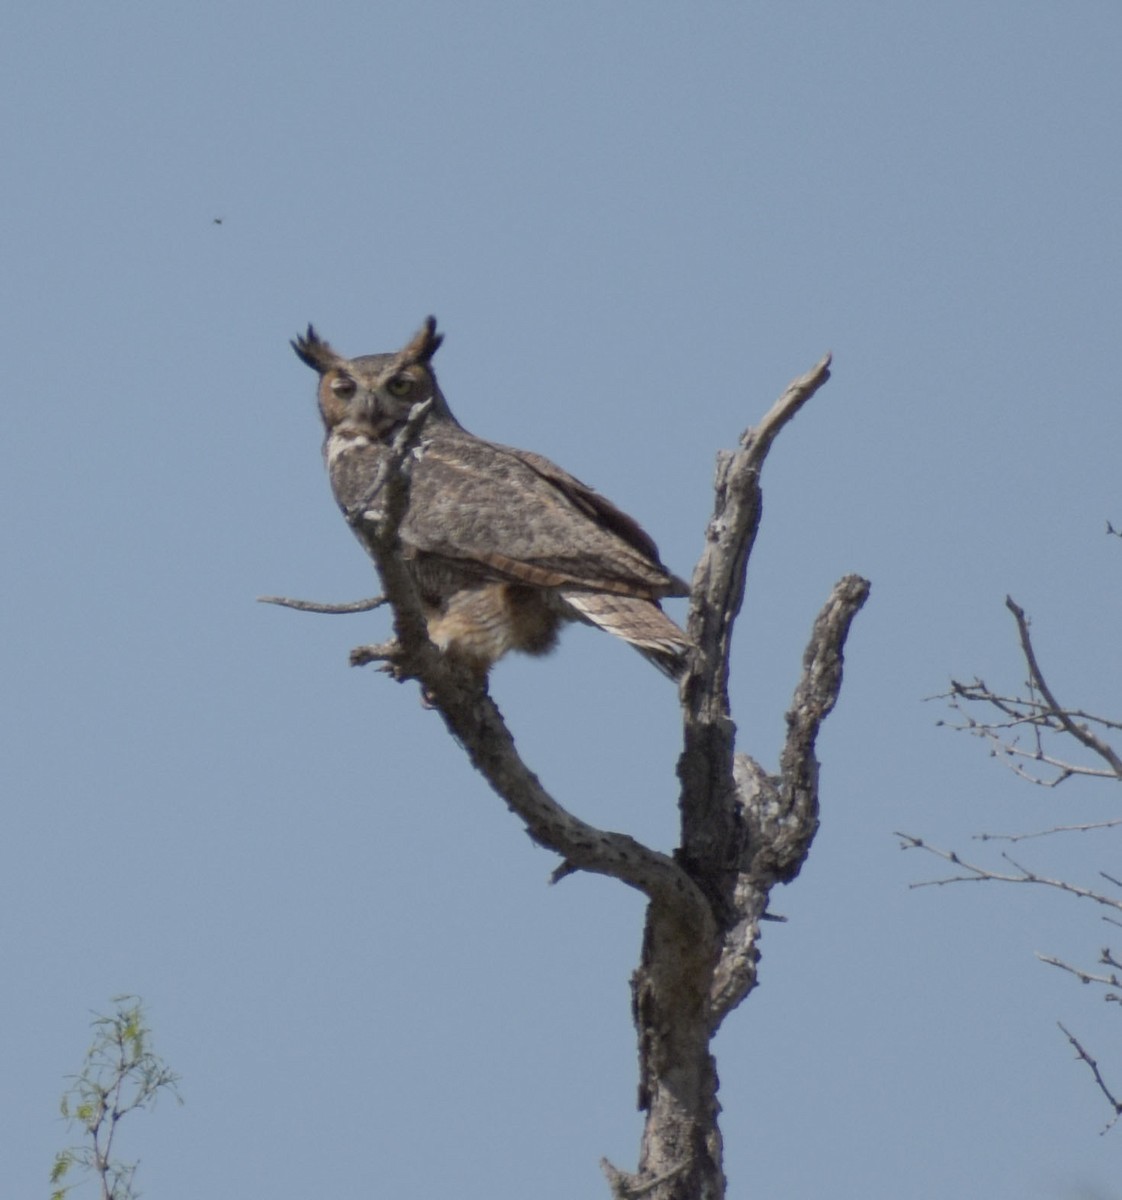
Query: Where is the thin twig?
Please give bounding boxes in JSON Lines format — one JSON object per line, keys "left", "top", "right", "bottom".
{"left": 1058, "top": 1022, "right": 1122, "bottom": 1131}
{"left": 975, "top": 818, "right": 1122, "bottom": 844}
{"left": 896, "top": 833, "right": 1122, "bottom": 912}
{"left": 1005, "top": 596, "right": 1122, "bottom": 778}
{"left": 1038, "top": 953, "right": 1121, "bottom": 989}
{"left": 257, "top": 594, "right": 387, "bottom": 614}
{"left": 939, "top": 681, "right": 1122, "bottom": 735}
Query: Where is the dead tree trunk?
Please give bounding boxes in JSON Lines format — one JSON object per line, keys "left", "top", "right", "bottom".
{"left": 617, "top": 360, "right": 868, "bottom": 1199}
{"left": 279, "top": 354, "right": 868, "bottom": 1199}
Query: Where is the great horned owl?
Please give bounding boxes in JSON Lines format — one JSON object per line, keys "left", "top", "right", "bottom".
{"left": 292, "top": 317, "right": 691, "bottom": 681}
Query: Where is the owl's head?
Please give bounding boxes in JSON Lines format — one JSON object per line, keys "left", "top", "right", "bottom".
{"left": 292, "top": 316, "right": 459, "bottom": 437}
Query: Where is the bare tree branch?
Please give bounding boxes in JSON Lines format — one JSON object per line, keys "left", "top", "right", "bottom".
{"left": 1005, "top": 596, "right": 1122, "bottom": 778}
{"left": 677, "top": 353, "right": 835, "bottom": 909}
{"left": 975, "top": 818, "right": 1122, "bottom": 844}
{"left": 683, "top": 353, "right": 834, "bottom": 719}
{"left": 932, "top": 594, "right": 1122, "bottom": 795}
{"left": 1058, "top": 1022, "right": 1122, "bottom": 1132}
{"left": 937, "top": 684, "right": 1122, "bottom": 789}
{"left": 940, "top": 682, "right": 1122, "bottom": 738}
{"left": 896, "top": 834, "right": 1122, "bottom": 913}
{"left": 620, "top": 355, "right": 868, "bottom": 1200}
{"left": 1038, "top": 953, "right": 1122, "bottom": 991}
{"left": 258, "top": 594, "right": 387, "bottom": 614}
{"left": 707, "top": 574, "right": 869, "bottom": 1025}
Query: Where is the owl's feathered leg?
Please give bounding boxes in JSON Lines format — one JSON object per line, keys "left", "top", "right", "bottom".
{"left": 425, "top": 583, "right": 563, "bottom": 678}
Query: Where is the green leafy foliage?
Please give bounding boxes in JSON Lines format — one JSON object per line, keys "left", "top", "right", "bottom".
{"left": 51, "top": 996, "right": 181, "bottom": 1200}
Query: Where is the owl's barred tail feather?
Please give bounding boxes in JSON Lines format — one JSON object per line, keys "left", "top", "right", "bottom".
{"left": 560, "top": 591, "right": 692, "bottom": 681}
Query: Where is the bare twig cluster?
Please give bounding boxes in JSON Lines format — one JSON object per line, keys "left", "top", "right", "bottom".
{"left": 901, "top": 574, "right": 1122, "bottom": 1127}
{"left": 935, "top": 597, "right": 1122, "bottom": 789}
{"left": 267, "top": 357, "right": 868, "bottom": 1198}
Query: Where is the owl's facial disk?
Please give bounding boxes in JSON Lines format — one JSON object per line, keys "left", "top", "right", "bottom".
{"left": 317, "top": 361, "right": 434, "bottom": 439}
{"left": 295, "top": 316, "right": 447, "bottom": 438}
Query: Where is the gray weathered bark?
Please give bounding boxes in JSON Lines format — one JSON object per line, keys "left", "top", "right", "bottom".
{"left": 302, "top": 357, "right": 868, "bottom": 1198}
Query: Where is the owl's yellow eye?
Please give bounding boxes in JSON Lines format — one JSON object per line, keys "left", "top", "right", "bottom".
{"left": 330, "top": 376, "right": 356, "bottom": 399}
{"left": 386, "top": 376, "right": 412, "bottom": 397}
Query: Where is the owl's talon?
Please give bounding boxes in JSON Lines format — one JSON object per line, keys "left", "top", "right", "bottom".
{"left": 349, "top": 639, "right": 402, "bottom": 669}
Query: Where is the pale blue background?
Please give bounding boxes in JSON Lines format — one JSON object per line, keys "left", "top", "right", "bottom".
{"left": 4, "top": 4, "right": 1121, "bottom": 1197}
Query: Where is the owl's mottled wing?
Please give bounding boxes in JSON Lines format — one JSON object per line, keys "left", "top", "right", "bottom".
{"left": 500, "top": 447, "right": 686, "bottom": 590}
{"left": 402, "top": 432, "right": 681, "bottom": 599}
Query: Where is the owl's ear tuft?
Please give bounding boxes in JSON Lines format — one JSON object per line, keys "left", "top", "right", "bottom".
{"left": 291, "top": 325, "right": 341, "bottom": 374}
{"left": 401, "top": 315, "right": 443, "bottom": 365}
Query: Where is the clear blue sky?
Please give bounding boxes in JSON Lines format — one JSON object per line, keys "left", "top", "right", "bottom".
{"left": 4, "top": 4, "right": 1121, "bottom": 1197}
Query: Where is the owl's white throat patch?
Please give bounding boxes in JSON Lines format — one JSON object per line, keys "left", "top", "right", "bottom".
{"left": 325, "top": 431, "right": 370, "bottom": 468}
